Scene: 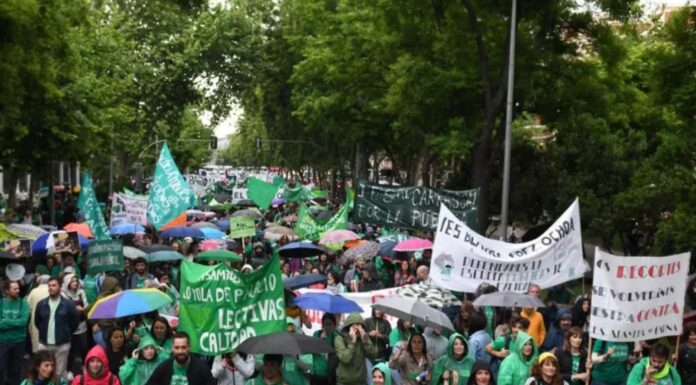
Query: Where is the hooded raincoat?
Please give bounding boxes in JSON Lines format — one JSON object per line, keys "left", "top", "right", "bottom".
{"left": 373, "top": 362, "right": 393, "bottom": 385}
{"left": 431, "top": 333, "right": 476, "bottom": 385}
{"left": 335, "top": 313, "right": 378, "bottom": 385}
{"left": 118, "top": 335, "right": 169, "bottom": 385}
{"left": 72, "top": 345, "right": 121, "bottom": 385}
{"left": 497, "top": 332, "right": 539, "bottom": 385}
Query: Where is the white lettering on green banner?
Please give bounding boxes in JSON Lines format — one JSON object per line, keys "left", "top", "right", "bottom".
{"left": 147, "top": 143, "right": 196, "bottom": 229}
{"left": 77, "top": 171, "right": 111, "bottom": 240}
{"left": 179, "top": 255, "right": 286, "bottom": 355}
{"left": 87, "top": 239, "right": 123, "bottom": 275}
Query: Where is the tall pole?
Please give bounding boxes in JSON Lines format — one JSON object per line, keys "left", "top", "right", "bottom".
{"left": 109, "top": 139, "right": 114, "bottom": 195}
{"left": 500, "top": 0, "right": 517, "bottom": 241}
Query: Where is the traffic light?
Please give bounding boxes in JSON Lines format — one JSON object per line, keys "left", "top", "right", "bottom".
{"left": 210, "top": 136, "right": 218, "bottom": 150}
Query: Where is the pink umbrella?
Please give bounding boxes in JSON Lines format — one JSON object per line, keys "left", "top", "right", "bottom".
{"left": 199, "top": 240, "right": 220, "bottom": 251}
{"left": 393, "top": 238, "right": 433, "bottom": 252}
{"left": 319, "top": 230, "right": 360, "bottom": 245}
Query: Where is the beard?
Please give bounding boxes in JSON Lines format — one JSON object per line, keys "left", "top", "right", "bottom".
{"left": 175, "top": 353, "right": 189, "bottom": 365}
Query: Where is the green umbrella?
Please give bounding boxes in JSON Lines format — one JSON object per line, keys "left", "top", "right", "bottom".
{"left": 196, "top": 249, "right": 243, "bottom": 263}
{"left": 147, "top": 250, "right": 184, "bottom": 262}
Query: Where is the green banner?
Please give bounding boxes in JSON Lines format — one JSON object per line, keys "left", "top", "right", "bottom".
{"left": 247, "top": 177, "right": 279, "bottom": 210}
{"left": 77, "top": 171, "right": 111, "bottom": 240}
{"left": 283, "top": 184, "right": 310, "bottom": 203}
{"left": 147, "top": 143, "right": 196, "bottom": 229}
{"left": 295, "top": 191, "right": 351, "bottom": 240}
{"left": 353, "top": 180, "right": 480, "bottom": 232}
{"left": 179, "top": 256, "right": 286, "bottom": 355}
{"left": 87, "top": 239, "right": 123, "bottom": 275}
{"left": 229, "top": 216, "right": 256, "bottom": 238}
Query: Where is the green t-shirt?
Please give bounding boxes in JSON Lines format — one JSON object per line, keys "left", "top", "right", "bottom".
{"left": 592, "top": 340, "right": 630, "bottom": 384}
{"left": 571, "top": 353, "right": 582, "bottom": 385}
{"left": 484, "top": 306, "right": 494, "bottom": 337}
{"left": 47, "top": 297, "right": 60, "bottom": 345}
{"left": 491, "top": 335, "right": 512, "bottom": 351}
{"left": 135, "top": 276, "right": 146, "bottom": 288}
{"left": 171, "top": 362, "right": 189, "bottom": 385}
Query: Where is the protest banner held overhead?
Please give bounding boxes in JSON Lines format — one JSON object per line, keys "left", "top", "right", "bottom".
{"left": 229, "top": 216, "right": 255, "bottom": 239}
{"left": 77, "top": 171, "right": 111, "bottom": 240}
{"left": 110, "top": 192, "right": 148, "bottom": 226}
{"left": 179, "top": 255, "right": 286, "bottom": 355}
{"left": 353, "top": 180, "right": 480, "bottom": 232}
{"left": 87, "top": 239, "right": 123, "bottom": 275}
{"left": 147, "top": 143, "right": 196, "bottom": 230}
{"left": 430, "top": 199, "right": 586, "bottom": 293}
{"left": 3, "top": 239, "right": 31, "bottom": 258}
{"left": 590, "top": 248, "right": 690, "bottom": 342}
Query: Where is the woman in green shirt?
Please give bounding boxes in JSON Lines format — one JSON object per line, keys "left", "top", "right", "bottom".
{"left": 558, "top": 327, "right": 588, "bottom": 385}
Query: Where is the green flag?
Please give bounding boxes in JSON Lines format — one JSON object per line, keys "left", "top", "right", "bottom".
{"left": 283, "top": 184, "right": 310, "bottom": 203}
{"left": 295, "top": 202, "right": 349, "bottom": 241}
{"left": 272, "top": 176, "right": 285, "bottom": 188}
{"left": 147, "top": 143, "right": 196, "bottom": 230}
{"left": 247, "top": 177, "right": 279, "bottom": 210}
{"left": 179, "top": 255, "right": 286, "bottom": 355}
{"left": 77, "top": 171, "right": 111, "bottom": 240}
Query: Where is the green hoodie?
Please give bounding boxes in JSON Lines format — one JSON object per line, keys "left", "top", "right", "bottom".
{"left": 0, "top": 296, "right": 29, "bottom": 343}
{"left": 627, "top": 357, "right": 681, "bottom": 385}
{"left": 431, "top": 333, "right": 475, "bottom": 385}
{"left": 373, "top": 362, "right": 393, "bottom": 385}
{"left": 497, "top": 331, "right": 538, "bottom": 385}
{"left": 335, "top": 313, "right": 378, "bottom": 385}
{"left": 119, "top": 334, "right": 169, "bottom": 385}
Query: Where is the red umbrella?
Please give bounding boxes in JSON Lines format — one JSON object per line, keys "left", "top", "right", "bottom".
{"left": 63, "top": 223, "right": 93, "bottom": 239}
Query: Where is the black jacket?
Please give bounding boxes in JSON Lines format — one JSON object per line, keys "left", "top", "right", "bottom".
{"left": 678, "top": 343, "right": 696, "bottom": 385}
{"left": 557, "top": 349, "right": 587, "bottom": 384}
{"left": 145, "top": 356, "right": 215, "bottom": 385}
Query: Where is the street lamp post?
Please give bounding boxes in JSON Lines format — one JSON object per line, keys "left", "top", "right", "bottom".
{"left": 500, "top": 0, "right": 517, "bottom": 241}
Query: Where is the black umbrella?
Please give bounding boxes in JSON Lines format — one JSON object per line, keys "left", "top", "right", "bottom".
{"left": 315, "top": 211, "right": 333, "bottom": 220}
{"left": 224, "top": 240, "right": 240, "bottom": 250}
{"left": 215, "top": 193, "right": 231, "bottom": 203}
{"left": 278, "top": 242, "right": 324, "bottom": 259}
{"left": 236, "top": 332, "right": 334, "bottom": 355}
{"left": 236, "top": 199, "right": 258, "bottom": 207}
{"left": 283, "top": 274, "right": 327, "bottom": 290}
{"left": 137, "top": 244, "right": 175, "bottom": 254}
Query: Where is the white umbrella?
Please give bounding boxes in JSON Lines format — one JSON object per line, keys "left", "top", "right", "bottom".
{"left": 373, "top": 296, "right": 454, "bottom": 331}
{"left": 123, "top": 246, "right": 147, "bottom": 260}
{"left": 473, "top": 292, "right": 545, "bottom": 308}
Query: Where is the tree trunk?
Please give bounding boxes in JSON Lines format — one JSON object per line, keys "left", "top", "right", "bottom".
{"left": 420, "top": 147, "right": 433, "bottom": 188}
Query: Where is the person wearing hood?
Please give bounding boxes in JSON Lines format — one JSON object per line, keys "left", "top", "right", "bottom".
{"left": 466, "top": 361, "right": 496, "bottom": 385}
{"left": 627, "top": 344, "right": 680, "bottom": 385}
{"left": 118, "top": 335, "right": 169, "bottom": 385}
{"left": 498, "top": 332, "right": 539, "bottom": 385}
{"left": 389, "top": 331, "right": 434, "bottom": 385}
{"left": 72, "top": 345, "right": 121, "bottom": 385}
{"left": 373, "top": 362, "right": 393, "bottom": 385}
{"left": 424, "top": 327, "right": 449, "bottom": 361}
{"left": 62, "top": 273, "right": 89, "bottom": 375}
{"left": 431, "top": 333, "right": 475, "bottom": 385}
{"left": 335, "top": 313, "right": 378, "bottom": 385}
{"left": 541, "top": 308, "right": 573, "bottom": 354}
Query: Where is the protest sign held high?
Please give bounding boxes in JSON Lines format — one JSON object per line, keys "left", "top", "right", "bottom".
{"left": 229, "top": 216, "right": 255, "bottom": 238}
{"left": 110, "top": 192, "right": 148, "bottom": 226}
{"left": 353, "top": 180, "right": 479, "bottom": 232}
{"left": 87, "top": 239, "right": 123, "bottom": 275}
{"left": 147, "top": 143, "right": 196, "bottom": 230}
{"left": 430, "top": 199, "right": 586, "bottom": 293}
{"left": 179, "top": 255, "right": 286, "bottom": 355}
{"left": 590, "top": 249, "right": 690, "bottom": 342}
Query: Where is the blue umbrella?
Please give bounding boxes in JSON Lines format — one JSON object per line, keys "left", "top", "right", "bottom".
{"left": 200, "top": 227, "right": 226, "bottom": 239}
{"left": 378, "top": 240, "right": 397, "bottom": 260}
{"left": 110, "top": 223, "right": 146, "bottom": 236}
{"left": 160, "top": 226, "right": 205, "bottom": 239}
{"left": 32, "top": 231, "right": 89, "bottom": 257}
{"left": 283, "top": 274, "right": 327, "bottom": 290}
{"left": 216, "top": 220, "right": 230, "bottom": 231}
{"left": 293, "top": 293, "right": 362, "bottom": 313}
{"left": 278, "top": 242, "right": 324, "bottom": 259}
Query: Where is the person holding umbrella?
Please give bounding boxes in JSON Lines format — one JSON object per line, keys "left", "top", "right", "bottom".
{"left": 335, "top": 313, "right": 378, "bottom": 385}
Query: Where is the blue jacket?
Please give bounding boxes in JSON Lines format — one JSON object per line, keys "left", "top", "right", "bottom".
{"left": 541, "top": 307, "right": 571, "bottom": 353}
{"left": 34, "top": 296, "right": 79, "bottom": 346}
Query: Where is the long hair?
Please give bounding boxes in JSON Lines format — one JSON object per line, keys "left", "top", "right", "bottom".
{"left": 27, "top": 350, "right": 58, "bottom": 384}
{"left": 407, "top": 332, "right": 428, "bottom": 364}
{"left": 563, "top": 327, "right": 584, "bottom": 352}
{"left": 530, "top": 356, "right": 564, "bottom": 385}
